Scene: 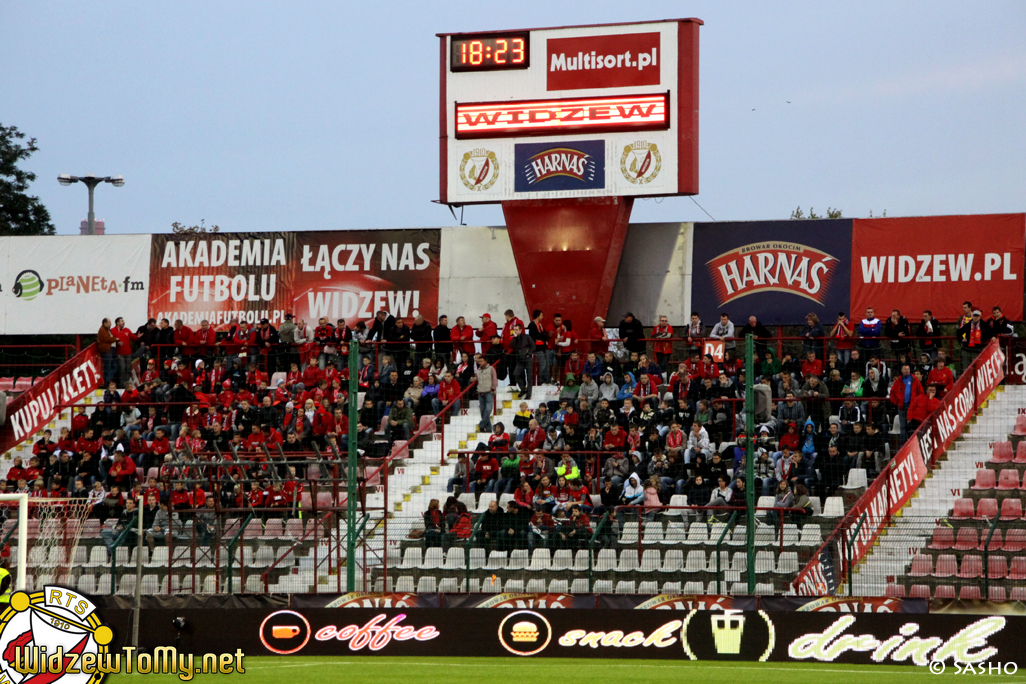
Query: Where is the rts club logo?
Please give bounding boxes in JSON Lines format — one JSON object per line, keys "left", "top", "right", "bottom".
{"left": 458, "top": 149, "right": 500, "bottom": 192}
{"left": 619, "top": 141, "right": 661, "bottom": 185}
{"left": 0, "top": 587, "right": 114, "bottom": 684}
{"left": 497, "top": 611, "right": 552, "bottom": 657}
{"left": 706, "top": 242, "right": 839, "bottom": 305}
{"left": 12, "top": 271, "right": 43, "bottom": 301}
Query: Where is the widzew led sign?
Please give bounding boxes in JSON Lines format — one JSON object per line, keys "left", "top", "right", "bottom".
{"left": 454, "top": 93, "right": 670, "bottom": 140}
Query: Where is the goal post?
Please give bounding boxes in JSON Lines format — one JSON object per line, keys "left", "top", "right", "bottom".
{"left": 0, "top": 493, "right": 29, "bottom": 591}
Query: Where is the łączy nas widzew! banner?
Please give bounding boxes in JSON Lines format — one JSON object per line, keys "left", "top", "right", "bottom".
{"left": 149, "top": 230, "right": 440, "bottom": 328}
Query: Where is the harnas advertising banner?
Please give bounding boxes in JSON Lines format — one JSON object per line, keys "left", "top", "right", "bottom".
{"left": 691, "top": 220, "right": 853, "bottom": 326}
{"left": 851, "top": 213, "right": 1025, "bottom": 322}
{"left": 148, "top": 229, "right": 440, "bottom": 328}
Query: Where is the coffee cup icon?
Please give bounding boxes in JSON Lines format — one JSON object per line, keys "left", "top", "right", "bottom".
{"left": 710, "top": 610, "right": 745, "bottom": 655}
{"left": 272, "top": 625, "right": 301, "bottom": 639}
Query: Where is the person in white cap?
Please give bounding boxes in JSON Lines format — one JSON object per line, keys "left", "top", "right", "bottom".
{"left": 589, "top": 316, "right": 608, "bottom": 356}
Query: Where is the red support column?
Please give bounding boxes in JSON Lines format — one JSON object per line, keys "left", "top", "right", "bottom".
{"left": 501, "top": 196, "right": 633, "bottom": 332}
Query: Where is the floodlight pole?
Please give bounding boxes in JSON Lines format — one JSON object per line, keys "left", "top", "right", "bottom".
{"left": 346, "top": 343, "right": 359, "bottom": 590}
{"left": 132, "top": 494, "right": 143, "bottom": 648}
{"left": 57, "top": 174, "right": 124, "bottom": 235}
{"left": 745, "top": 334, "right": 756, "bottom": 595}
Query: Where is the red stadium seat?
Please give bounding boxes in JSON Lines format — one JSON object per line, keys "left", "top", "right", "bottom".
{"left": 417, "top": 414, "right": 437, "bottom": 435}
{"left": 1000, "top": 498, "right": 1023, "bottom": 521}
{"left": 1005, "top": 529, "right": 1026, "bottom": 552}
{"left": 885, "top": 583, "right": 905, "bottom": 598}
{"left": 989, "top": 586, "right": 1007, "bottom": 601}
{"left": 1015, "top": 442, "right": 1026, "bottom": 463}
{"left": 971, "top": 469, "right": 996, "bottom": 490}
{"left": 991, "top": 441, "right": 1013, "bottom": 463}
{"left": 927, "top": 525, "right": 954, "bottom": 550}
{"left": 932, "top": 554, "right": 957, "bottom": 578}
{"left": 1008, "top": 557, "right": 1026, "bottom": 580}
{"left": 950, "top": 498, "right": 975, "bottom": 520}
{"left": 0, "top": 377, "right": 13, "bottom": 392}
{"left": 908, "top": 554, "right": 933, "bottom": 577}
{"left": 996, "top": 469, "right": 1020, "bottom": 490}
{"left": 13, "top": 377, "right": 32, "bottom": 391}
{"left": 957, "top": 555, "right": 982, "bottom": 579}
{"left": 909, "top": 584, "right": 931, "bottom": 599}
{"left": 979, "top": 529, "right": 1003, "bottom": 552}
{"left": 953, "top": 527, "right": 978, "bottom": 551}
{"left": 1011, "top": 587, "right": 1026, "bottom": 601}
{"left": 958, "top": 585, "right": 981, "bottom": 600}
{"left": 1014, "top": 415, "right": 1026, "bottom": 436}
{"left": 986, "top": 556, "right": 1008, "bottom": 579}
{"left": 974, "top": 498, "right": 998, "bottom": 520}
{"left": 934, "top": 585, "right": 956, "bottom": 599}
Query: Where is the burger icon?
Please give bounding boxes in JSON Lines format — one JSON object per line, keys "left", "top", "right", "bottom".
{"left": 498, "top": 611, "right": 552, "bottom": 656}
{"left": 511, "top": 621, "right": 539, "bottom": 643}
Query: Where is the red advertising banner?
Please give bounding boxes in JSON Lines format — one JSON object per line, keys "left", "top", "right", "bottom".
{"left": 148, "top": 230, "right": 439, "bottom": 329}
{"left": 0, "top": 344, "right": 103, "bottom": 454}
{"left": 851, "top": 213, "right": 1025, "bottom": 322}
{"left": 546, "top": 32, "right": 661, "bottom": 91}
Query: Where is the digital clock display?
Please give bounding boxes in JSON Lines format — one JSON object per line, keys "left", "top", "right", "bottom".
{"left": 450, "top": 33, "right": 530, "bottom": 72}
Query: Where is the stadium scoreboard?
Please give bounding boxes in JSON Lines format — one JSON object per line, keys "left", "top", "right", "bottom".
{"left": 439, "top": 19, "right": 701, "bottom": 205}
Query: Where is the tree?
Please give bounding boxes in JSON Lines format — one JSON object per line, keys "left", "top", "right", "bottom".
{"left": 790, "top": 206, "right": 842, "bottom": 220}
{"left": 171, "top": 220, "right": 220, "bottom": 235}
{"left": 0, "top": 124, "right": 55, "bottom": 236}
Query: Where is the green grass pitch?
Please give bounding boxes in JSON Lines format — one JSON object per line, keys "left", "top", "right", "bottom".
{"left": 105, "top": 656, "right": 1023, "bottom": 684}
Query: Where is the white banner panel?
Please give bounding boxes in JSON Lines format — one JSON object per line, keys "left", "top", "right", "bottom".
{"left": 0, "top": 235, "right": 151, "bottom": 334}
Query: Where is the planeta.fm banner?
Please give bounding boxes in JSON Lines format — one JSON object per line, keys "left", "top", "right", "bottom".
{"left": 148, "top": 229, "right": 440, "bottom": 329}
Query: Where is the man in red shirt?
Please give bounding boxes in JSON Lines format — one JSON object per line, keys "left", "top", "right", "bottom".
{"left": 800, "top": 351, "right": 824, "bottom": 381}
{"left": 477, "top": 313, "right": 498, "bottom": 345}
{"left": 926, "top": 357, "right": 955, "bottom": 397}
{"left": 450, "top": 316, "right": 475, "bottom": 362}
{"left": 652, "top": 315, "right": 674, "bottom": 373}
{"left": 501, "top": 309, "right": 525, "bottom": 353}
{"left": 517, "top": 419, "right": 546, "bottom": 452}
{"left": 633, "top": 372, "right": 660, "bottom": 409}
{"left": 603, "top": 424, "right": 627, "bottom": 452}
{"left": 111, "top": 317, "right": 139, "bottom": 388}
{"left": 473, "top": 452, "right": 500, "bottom": 495}
{"left": 433, "top": 371, "right": 462, "bottom": 415}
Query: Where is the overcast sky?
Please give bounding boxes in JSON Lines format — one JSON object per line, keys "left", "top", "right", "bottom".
{"left": 2, "top": 1, "right": 1024, "bottom": 235}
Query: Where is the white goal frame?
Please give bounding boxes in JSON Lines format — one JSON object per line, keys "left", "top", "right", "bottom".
{"left": 0, "top": 493, "right": 28, "bottom": 591}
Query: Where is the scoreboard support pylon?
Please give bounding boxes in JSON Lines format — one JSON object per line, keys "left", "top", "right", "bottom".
{"left": 501, "top": 196, "right": 633, "bottom": 332}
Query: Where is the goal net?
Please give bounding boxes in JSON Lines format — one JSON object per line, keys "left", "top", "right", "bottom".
{"left": 16, "top": 498, "right": 94, "bottom": 590}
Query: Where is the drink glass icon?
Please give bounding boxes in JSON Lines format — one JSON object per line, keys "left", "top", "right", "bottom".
{"left": 710, "top": 610, "right": 745, "bottom": 655}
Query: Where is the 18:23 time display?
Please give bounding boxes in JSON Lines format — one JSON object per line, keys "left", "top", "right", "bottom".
{"left": 450, "top": 34, "right": 529, "bottom": 72}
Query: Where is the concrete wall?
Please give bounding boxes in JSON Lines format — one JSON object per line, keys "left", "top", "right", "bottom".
{"left": 438, "top": 222, "right": 693, "bottom": 325}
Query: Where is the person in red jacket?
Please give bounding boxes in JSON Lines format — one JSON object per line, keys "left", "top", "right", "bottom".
{"left": 501, "top": 309, "right": 525, "bottom": 352}
{"left": 800, "top": 351, "right": 824, "bottom": 381}
{"left": 170, "top": 481, "right": 193, "bottom": 516}
{"left": 449, "top": 316, "right": 475, "bottom": 362}
{"left": 517, "top": 419, "right": 546, "bottom": 452}
{"left": 633, "top": 372, "right": 660, "bottom": 409}
{"left": 111, "top": 317, "right": 139, "bottom": 388}
{"left": 926, "top": 357, "right": 955, "bottom": 397}
{"left": 588, "top": 316, "right": 609, "bottom": 356}
{"left": 472, "top": 452, "right": 500, "bottom": 495}
{"left": 106, "top": 452, "right": 138, "bottom": 489}
{"left": 603, "top": 423, "right": 628, "bottom": 451}
{"left": 652, "top": 315, "right": 674, "bottom": 373}
{"left": 477, "top": 313, "right": 498, "bottom": 345}
{"left": 889, "top": 363, "right": 925, "bottom": 441}
{"left": 432, "top": 371, "right": 462, "bottom": 415}
{"left": 907, "top": 384, "right": 941, "bottom": 431}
